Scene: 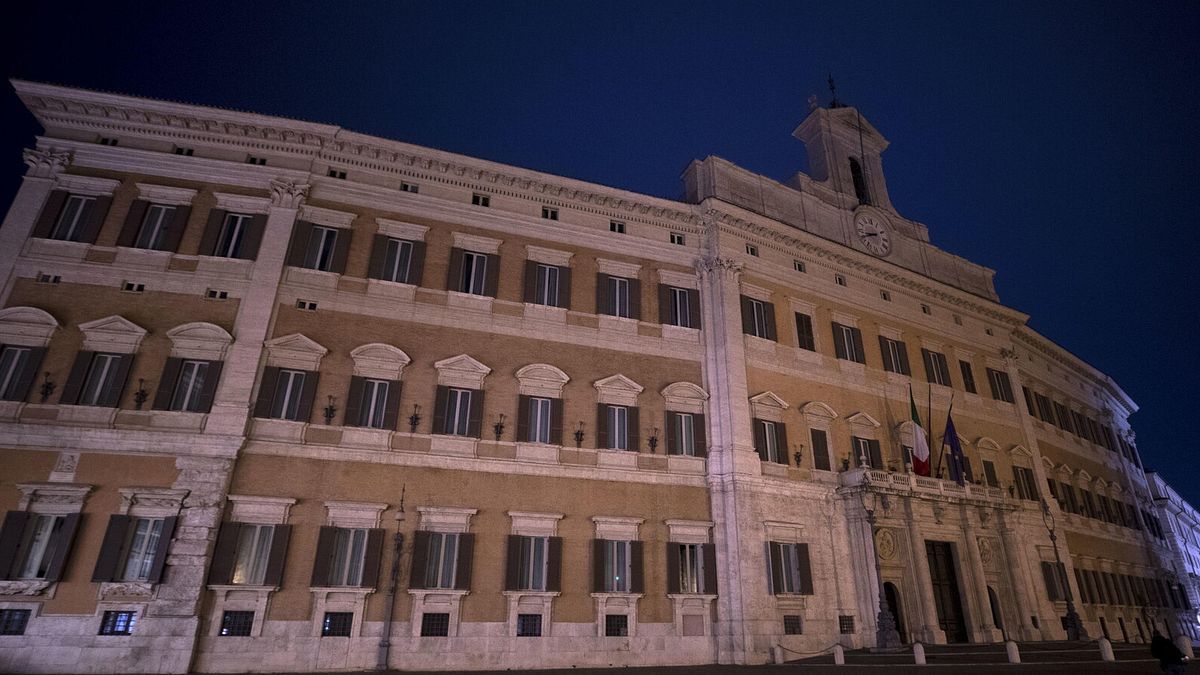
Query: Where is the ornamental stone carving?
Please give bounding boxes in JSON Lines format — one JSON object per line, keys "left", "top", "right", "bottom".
{"left": 269, "top": 178, "right": 310, "bottom": 209}
{"left": 0, "top": 580, "right": 50, "bottom": 596}
{"left": 99, "top": 581, "right": 154, "bottom": 599}
{"left": 875, "top": 528, "right": 898, "bottom": 561}
{"left": 22, "top": 148, "right": 70, "bottom": 178}
{"left": 694, "top": 256, "right": 742, "bottom": 280}
{"left": 978, "top": 537, "right": 995, "bottom": 568}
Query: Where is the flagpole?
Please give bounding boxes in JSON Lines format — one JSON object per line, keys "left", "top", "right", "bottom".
{"left": 927, "top": 382, "right": 935, "bottom": 475}
{"left": 942, "top": 395, "right": 956, "bottom": 481}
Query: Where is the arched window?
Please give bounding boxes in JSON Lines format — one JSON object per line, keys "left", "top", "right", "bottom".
{"left": 849, "top": 157, "right": 871, "bottom": 205}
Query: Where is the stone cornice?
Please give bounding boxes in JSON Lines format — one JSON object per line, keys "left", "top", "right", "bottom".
{"left": 1013, "top": 327, "right": 1137, "bottom": 417}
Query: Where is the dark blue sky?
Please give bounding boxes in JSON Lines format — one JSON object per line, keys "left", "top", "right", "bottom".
{"left": 2, "top": 2, "right": 1197, "bottom": 504}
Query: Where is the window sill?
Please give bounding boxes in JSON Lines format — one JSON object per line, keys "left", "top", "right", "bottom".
{"left": 284, "top": 266, "right": 340, "bottom": 290}
{"left": 0, "top": 580, "right": 52, "bottom": 597}
{"left": 98, "top": 581, "right": 155, "bottom": 600}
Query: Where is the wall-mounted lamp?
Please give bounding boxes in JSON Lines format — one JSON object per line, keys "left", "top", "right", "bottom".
{"left": 133, "top": 379, "right": 149, "bottom": 410}
{"left": 648, "top": 427, "right": 659, "bottom": 453}
{"left": 39, "top": 372, "right": 55, "bottom": 403}
{"left": 793, "top": 443, "right": 804, "bottom": 467}
{"left": 323, "top": 395, "right": 338, "bottom": 425}
{"left": 493, "top": 413, "right": 506, "bottom": 441}
{"left": 408, "top": 404, "right": 422, "bottom": 433}
{"left": 573, "top": 422, "right": 585, "bottom": 448}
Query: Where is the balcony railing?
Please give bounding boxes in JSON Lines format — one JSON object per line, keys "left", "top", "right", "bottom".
{"left": 840, "top": 467, "right": 1009, "bottom": 504}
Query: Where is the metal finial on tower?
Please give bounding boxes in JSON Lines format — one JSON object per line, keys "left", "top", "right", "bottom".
{"left": 828, "top": 74, "right": 842, "bottom": 108}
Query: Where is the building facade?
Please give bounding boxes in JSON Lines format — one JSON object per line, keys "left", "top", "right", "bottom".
{"left": 1148, "top": 472, "right": 1200, "bottom": 640}
{"left": 0, "top": 80, "right": 1192, "bottom": 673}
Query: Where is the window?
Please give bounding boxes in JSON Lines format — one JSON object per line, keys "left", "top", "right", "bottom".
{"left": 246, "top": 156, "right": 267, "bottom": 166}
{"left": 1053, "top": 402, "right": 1074, "bottom": 433}
{"left": 79, "top": 353, "right": 124, "bottom": 407}
{"left": 173, "top": 146, "right": 194, "bottom": 156}
{"left": 604, "top": 614, "right": 629, "bottom": 637}
{"left": 602, "top": 540, "right": 632, "bottom": 592}
{"left": 0, "top": 346, "right": 33, "bottom": 401}
{"left": 400, "top": 181, "right": 419, "bottom": 193}
{"left": 606, "top": 405, "right": 629, "bottom": 450}
{"left": 849, "top": 157, "right": 870, "bottom": 204}
{"left": 532, "top": 264, "right": 560, "bottom": 306}
{"left": 378, "top": 238, "right": 414, "bottom": 284}
{"left": 322, "top": 612, "right": 354, "bottom": 637}
{"left": 1012, "top": 466, "right": 1038, "bottom": 501}
{"left": 835, "top": 274, "right": 847, "bottom": 286}
{"left": 459, "top": 251, "right": 488, "bottom": 295}
{"left": 609, "top": 220, "right": 625, "bottom": 234}
{"left": 302, "top": 226, "right": 339, "bottom": 272}
{"left": 119, "top": 517, "right": 165, "bottom": 581}
{"left": 444, "top": 388, "right": 473, "bottom": 436}
{"left": 1041, "top": 561, "right": 1068, "bottom": 602}
{"left": 793, "top": 260, "right": 806, "bottom": 273}
{"left": 423, "top": 532, "right": 460, "bottom": 589}
{"left": 921, "top": 303, "right": 931, "bottom": 315}
{"left": 879, "top": 337, "right": 910, "bottom": 375}
{"left": 783, "top": 615, "right": 803, "bottom": 635}
{"left": 832, "top": 322, "right": 865, "bottom": 363}
{"left": 471, "top": 193, "right": 490, "bottom": 207}
{"left": 922, "top": 349, "right": 952, "bottom": 387}
{"left": 98, "top": 137, "right": 118, "bottom": 146}
{"left": 356, "top": 379, "right": 391, "bottom": 429}
{"left": 743, "top": 297, "right": 772, "bottom": 339}
{"left": 168, "top": 360, "right": 209, "bottom": 412}
{"left": 986, "top": 368, "right": 1014, "bottom": 403}
{"left": 220, "top": 610, "right": 254, "bottom": 636}
{"left": 516, "top": 613, "right": 542, "bottom": 637}
{"left": 541, "top": 206, "right": 558, "bottom": 220}
{"left": 953, "top": 314, "right": 963, "bottom": 326}
{"left": 880, "top": 289, "right": 891, "bottom": 301}
{"left": 665, "top": 287, "right": 693, "bottom": 327}
{"left": 767, "top": 541, "right": 812, "bottom": 595}
{"left": 327, "top": 168, "right": 347, "bottom": 180}
{"left": 985, "top": 327, "right": 994, "bottom": 336}
{"left": 527, "top": 397, "right": 552, "bottom": 444}
{"left": 1035, "top": 393, "right": 1056, "bottom": 424}
{"left": 134, "top": 204, "right": 176, "bottom": 250}
{"left": 745, "top": 243, "right": 758, "bottom": 257}
{"left": 296, "top": 300, "right": 317, "bottom": 311}
{"left": 810, "top": 428, "right": 831, "bottom": 471}
{"left": 328, "top": 528, "right": 369, "bottom": 586}
{"left": 753, "top": 419, "right": 785, "bottom": 464}
{"left": 232, "top": 523, "right": 275, "bottom": 585}
{"left": 605, "top": 276, "right": 632, "bottom": 318}
{"left": 959, "top": 360, "right": 977, "bottom": 394}
{"left": 794, "top": 313, "right": 815, "bottom": 351}
{"left": 214, "top": 213, "right": 252, "bottom": 258}
{"left": 36, "top": 273, "right": 60, "bottom": 284}
{"left": 669, "top": 232, "right": 685, "bottom": 246}
{"left": 981, "top": 460, "right": 999, "bottom": 488}
{"left": 0, "top": 609, "right": 31, "bottom": 636}
{"left": 677, "top": 543, "right": 707, "bottom": 594}
{"left": 98, "top": 610, "right": 137, "bottom": 636}
{"left": 839, "top": 616, "right": 856, "bottom": 634}
{"left": 121, "top": 281, "right": 145, "bottom": 293}
{"left": 205, "top": 289, "right": 229, "bottom": 300}
{"left": 50, "top": 195, "right": 95, "bottom": 241}
{"left": 515, "top": 536, "right": 549, "bottom": 591}
{"left": 852, "top": 436, "right": 883, "bottom": 469}
{"left": 14, "top": 514, "right": 66, "bottom": 579}
{"left": 269, "top": 369, "right": 308, "bottom": 421}
{"left": 669, "top": 412, "right": 695, "bottom": 456}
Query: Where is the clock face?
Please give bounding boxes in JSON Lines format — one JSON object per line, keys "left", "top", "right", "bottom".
{"left": 855, "top": 214, "right": 892, "bottom": 256}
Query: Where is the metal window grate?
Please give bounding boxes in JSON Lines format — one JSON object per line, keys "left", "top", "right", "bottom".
{"left": 0, "top": 609, "right": 31, "bottom": 636}
{"left": 783, "top": 614, "right": 803, "bottom": 635}
{"left": 220, "top": 610, "right": 254, "bottom": 636}
{"left": 838, "top": 615, "right": 855, "bottom": 634}
{"left": 420, "top": 612, "right": 450, "bottom": 637}
{"left": 516, "top": 613, "right": 542, "bottom": 637}
{"left": 321, "top": 612, "right": 353, "bottom": 637}
{"left": 604, "top": 614, "right": 629, "bottom": 637}
{"left": 99, "top": 610, "right": 137, "bottom": 636}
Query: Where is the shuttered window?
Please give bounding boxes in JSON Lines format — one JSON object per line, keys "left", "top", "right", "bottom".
{"left": 602, "top": 540, "right": 631, "bottom": 592}
{"left": 445, "top": 388, "right": 473, "bottom": 436}
{"left": 358, "top": 379, "right": 390, "bottom": 429}
{"left": 170, "top": 361, "right": 208, "bottom": 412}
{"left": 608, "top": 277, "right": 631, "bottom": 317}
{"left": 753, "top": 419, "right": 788, "bottom": 464}
{"left": 740, "top": 296, "right": 776, "bottom": 340}
{"left": 527, "top": 397, "right": 552, "bottom": 444}
{"left": 810, "top": 428, "right": 831, "bottom": 471}
{"left": 14, "top": 514, "right": 66, "bottom": 579}
{"left": 921, "top": 348, "right": 952, "bottom": 386}
{"left": 328, "top": 528, "right": 369, "bottom": 587}
{"left": 233, "top": 524, "right": 275, "bottom": 585}
{"left": 671, "top": 412, "right": 694, "bottom": 456}
{"left": 214, "top": 213, "right": 252, "bottom": 258}
{"left": 661, "top": 286, "right": 699, "bottom": 328}
{"left": 119, "top": 518, "right": 165, "bottom": 582}
{"left": 381, "top": 239, "right": 413, "bottom": 283}
{"left": 304, "top": 226, "right": 339, "bottom": 271}
{"left": 133, "top": 204, "right": 176, "bottom": 250}
{"left": 0, "top": 345, "right": 43, "bottom": 402}
{"left": 270, "top": 370, "right": 308, "bottom": 421}
{"left": 831, "top": 323, "right": 865, "bottom": 363}
{"left": 852, "top": 436, "right": 883, "bottom": 469}
{"left": 986, "top": 368, "right": 1014, "bottom": 403}
{"left": 959, "top": 360, "right": 977, "bottom": 394}
{"left": 794, "top": 313, "right": 815, "bottom": 351}
{"left": 606, "top": 405, "right": 629, "bottom": 450}
{"left": 982, "top": 460, "right": 999, "bottom": 488}
{"left": 677, "top": 543, "right": 703, "bottom": 594}
{"left": 767, "top": 541, "right": 814, "bottom": 595}
{"left": 49, "top": 195, "right": 95, "bottom": 241}
{"left": 878, "top": 337, "right": 910, "bottom": 375}
{"left": 516, "top": 536, "right": 548, "bottom": 591}
{"left": 68, "top": 352, "right": 131, "bottom": 408}
{"left": 423, "top": 532, "right": 460, "bottom": 590}
{"left": 1041, "top": 561, "right": 1068, "bottom": 601}
{"left": 460, "top": 252, "right": 488, "bottom": 295}
{"left": 526, "top": 264, "right": 563, "bottom": 307}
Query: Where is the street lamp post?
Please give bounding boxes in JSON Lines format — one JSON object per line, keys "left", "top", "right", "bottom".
{"left": 376, "top": 488, "right": 407, "bottom": 671}
{"left": 861, "top": 482, "right": 902, "bottom": 649}
{"left": 1041, "top": 498, "right": 1086, "bottom": 641}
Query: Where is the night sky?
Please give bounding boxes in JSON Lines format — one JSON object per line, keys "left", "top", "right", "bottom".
{"left": 1, "top": 3, "right": 1197, "bottom": 506}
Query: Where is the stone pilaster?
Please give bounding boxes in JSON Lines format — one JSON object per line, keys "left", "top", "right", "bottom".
{"left": 960, "top": 505, "right": 1001, "bottom": 642}
{"left": 996, "top": 509, "right": 1041, "bottom": 640}
{"left": 903, "top": 496, "right": 946, "bottom": 644}
{"left": 0, "top": 148, "right": 71, "bottom": 305}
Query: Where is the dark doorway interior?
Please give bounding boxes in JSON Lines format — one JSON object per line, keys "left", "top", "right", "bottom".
{"left": 987, "top": 586, "right": 1004, "bottom": 641}
{"left": 884, "top": 582, "right": 908, "bottom": 644}
{"left": 925, "top": 540, "right": 969, "bottom": 643}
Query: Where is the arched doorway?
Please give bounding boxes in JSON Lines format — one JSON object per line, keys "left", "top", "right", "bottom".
{"left": 884, "top": 582, "right": 907, "bottom": 644}
{"left": 986, "top": 586, "right": 1005, "bottom": 641}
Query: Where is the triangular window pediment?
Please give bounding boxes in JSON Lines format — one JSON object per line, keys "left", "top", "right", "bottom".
{"left": 594, "top": 374, "right": 643, "bottom": 406}
{"left": 78, "top": 315, "right": 147, "bottom": 354}
{"left": 265, "top": 333, "right": 328, "bottom": 370}
{"left": 749, "top": 391, "right": 789, "bottom": 410}
{"left": 1009, "top": 444, "right": 1033, "bottom": 458}
{"left": 846, "top": 411, "right": 881, "bottom": 428}
{"left": 435, "top": 354, "right": 491, "bottom": 389}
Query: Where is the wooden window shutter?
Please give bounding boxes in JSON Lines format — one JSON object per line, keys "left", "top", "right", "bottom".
{"left": 239, "top": 214, "right": 268, "bottom": 260}
{"left": 897, "top": 341, "right": 911, "bottom": 374}
{"left": 753, "top": 419, "right": 768, "bottom": 461}
{"left": 595, "top": 403, "right": 608, "bottom": 449}
{"left": 152, "top": 358, "right": 184, "bottom": 410}
{"left": 811, "top": 429, "right": 830, "bottom": 471}
{"left": 343, "top": 376, "right": 366, "bottom": 427}
{"left": 627, "top": 406, "right": 640, "bottom": 452}
{"left": 796, "top": 543, "right": 814, "bottom": 595}
{"left": 628, "top": 278, "right": 642, "bottom": 320}
{"left": 831, "top": 323, "right": 848, "bottom": 360}
{"left": 207, "top": 522, "right": 242, "bottom": 585}
{"left": 516, "top": 395, "right": 531, "bottom": 442}
{"left": 702, "top": 543, "right": 718, "bottom": 594}
{"left": 310, "top": 526, "right": 338, "bottom": 587}
{"left": 591, "top": 538, "right": 607, "bottom": 592}
{"left": 91, "top": 515, "right": 132, "bottom": 582}
{"left": 595, "top": 273, "right": 610, "bottom": 315}
{"left": 432, "top": 385, "right": 449, "bottom": 435}
{"left": 407, "top": 241, "right": 426, "bottom": 286}
{"left": 60, "top": 351, "right": 94, "bottom": 405}
{"left": 262, "top": 524, "right": 291, "bottom": 587}
{"left": 466, "top": 389, "right": 484, "bottom": 438}
{"left": 868, "top": 440, "right": 883, "bottom": 470}
{"left": 549, "top": 398, "right": 564, "bottom": 446}
{"left": 774, "top": 423, "right": 789, "bottom": 465}
{"left": 763, "top": 302, "right": 777, "bottom": 341}
{"left": 921, "top": 349, "right": 935, "bottom": 382}
{"left": 693, "top": 413, "right": 707, "bottom": 458}
{"left": 850, "top": 328, "right": 865, "bottom": 363}
{"left": 629, "top": 540, "right": 644, "bottom": 594}
{"left": 197, "top": 208, "right": 227, "bottom": 256}
{"left": 740, "top": 295, "right": 754, "bottom": 335}
{"left": 483, "top": 253, "right": 501, "bottom": 298}
{"left": 367, "top": 235, "right": 389, "bottom": 280}
{"left": 10, "top": 347, "right": 45, "bottom": 403}
{"left": 286, "top": 221, "right": 314, "bottom": 268}
{"left": 446, "top": 248, "right": 465, "bottom": 292}
{"left": 546, "top": 536, "right": 563, "bottom": 592}
{"left": 767, "top": 542, "right": 783, "bottom": 594}
{"left": 75, "top": 195, "right": 111, "bottom": 244}
{"left": 454, "top": 533, "right": 474, "bottom": 590}
{"left": 523, "top": 260, "right": 538, "bottom": 303}
{"left": 665, "top": 412, "right": 679, "bottom": 455}
{"left": 686, "top": 289, "right": 701, "bottom": 328}
{"left": 359, "top": 528, "right": 385, "bottom": 588}
{"left": 43, "top": 512, "right": 81, "bottom": 582}
{"left": 382, "top": 380, "right": 402, "bottom": 431}
{"left": 195, "top": 360, "right": 223, "bottom": 414}
{"left": 657, "top": 284, "right": 672, "bottom": 324}
{"left": 294, "top": 371, "right": 319, "bottom": 423}
{"left": 146, "top": 516, "right": 178, "bottom": 584}
{"left": 101, "top": 354, "right": 135, "bottom": 407}
{"left": 557, "top": 267, "right": 572, "bottom": 309}
{"left": 1041, "top": 561, "right": 1060, "bottom": 600}
{"left": 31, "top": 190, "right": 68, "bottom": 238}
{"left": 0, "top": 512, "right": 30, "bottom": 579}
{"left": 116, "top": 200, "right": 149, "bottom": 248}
{"left": 408, "top": 530, "right": 431, "bottom": 590}
{"left": 329, "top": 228, "right": 352, "bottom": 275}
{"left": 253, "top": 367, "right": 281, "bottom": 419}
{"left": 504, "top": 535, "right": 522, "bottom": 591}
{"left": 878, "top": 336, "right": 894, "bottom": 372}
{"left": 665, "top": 543, "right": 682, "bottom": 595}
{"left": 160, "top": 204, "right": 191, "bottom": 253}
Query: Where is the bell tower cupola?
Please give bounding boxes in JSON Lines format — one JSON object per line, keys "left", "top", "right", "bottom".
{"left": 793, "top": 97, "right": 894, "bottom": 212}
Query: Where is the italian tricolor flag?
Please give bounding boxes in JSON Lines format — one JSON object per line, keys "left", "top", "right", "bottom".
{"left": 909, "top": 386, "right": 931, "bottom": 476}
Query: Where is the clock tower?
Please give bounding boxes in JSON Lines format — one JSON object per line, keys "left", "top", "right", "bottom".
{"left": 793, "top": 103, "right": 895, "bottom": 213}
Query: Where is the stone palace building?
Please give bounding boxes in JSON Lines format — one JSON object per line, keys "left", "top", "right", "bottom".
{"left": 0, "top": 80, "right": 1194, "bottom": 673}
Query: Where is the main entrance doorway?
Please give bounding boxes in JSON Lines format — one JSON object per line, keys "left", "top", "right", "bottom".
{"left": 925, "top": 541, "right": 969, "bottom": 643}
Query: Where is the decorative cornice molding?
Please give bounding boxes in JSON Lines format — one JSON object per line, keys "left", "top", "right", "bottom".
{"left": 22, "top": 147, "right": 70, "bottom": 178}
